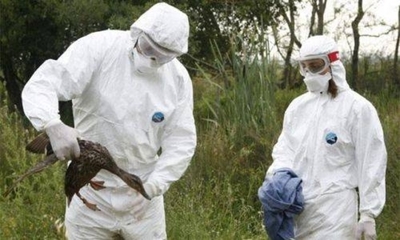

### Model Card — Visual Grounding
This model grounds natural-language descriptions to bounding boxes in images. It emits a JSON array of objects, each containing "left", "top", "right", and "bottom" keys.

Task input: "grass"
[
  {"left": 365, "top": 91, "right": 400, "bottom": 238},
  {"left": 0, "top": 82, "right": 66, "bottom": 239}
]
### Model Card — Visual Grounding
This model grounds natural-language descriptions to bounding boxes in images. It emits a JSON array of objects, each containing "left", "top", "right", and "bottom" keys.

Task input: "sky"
[
  {"left": 328, "top": 0, "right": 400, "bottom": 56},
  {"left": 274, "top": 0, "right": 400, "bottom": 58},
  {"left": 333, "top": 0, "right": 399, "bottom": 56},
  {"left": 374, "top": 0, "right": 399, "bottom": 23}
]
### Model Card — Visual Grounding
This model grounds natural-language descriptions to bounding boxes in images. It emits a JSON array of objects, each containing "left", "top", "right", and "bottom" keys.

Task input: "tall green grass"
[
  {"left": 0, "top": 82, "right": 66, "bottom": 239},
  {"left": 363, "top": 91, "right": 400, "bottom": 239}
]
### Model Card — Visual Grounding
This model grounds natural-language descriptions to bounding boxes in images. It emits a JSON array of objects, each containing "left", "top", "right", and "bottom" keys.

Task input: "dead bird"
[{"left": 3, "top": 133, "right": 150, "bottom": 211}]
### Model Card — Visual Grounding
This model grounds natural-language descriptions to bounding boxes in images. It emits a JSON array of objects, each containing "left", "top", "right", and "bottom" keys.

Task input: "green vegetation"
[
  {"left": 0, "top": 82, "right": 66, "bottom": 239},
  {"left": 1, "top": 37, "right": 399, "bottom": 240}
]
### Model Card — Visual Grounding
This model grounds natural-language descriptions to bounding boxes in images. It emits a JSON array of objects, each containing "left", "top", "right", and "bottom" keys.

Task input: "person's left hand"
[
  {"left": 355, "top": 215, "right": 376, "bottom": 240},
  {"left": 130, "top": 192, "right": 150, "bottom": 220},
  {"left": 143, "top": 182, "right": 159, "bottom": 199},
  {"left": 127, "top": 182, "right": 159, "bottom": 220}
]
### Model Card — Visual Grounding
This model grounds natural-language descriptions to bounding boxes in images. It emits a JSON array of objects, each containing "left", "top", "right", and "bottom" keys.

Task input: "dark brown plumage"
[{"left": 3, "top": 133, "right": 150, "bottom": 211}]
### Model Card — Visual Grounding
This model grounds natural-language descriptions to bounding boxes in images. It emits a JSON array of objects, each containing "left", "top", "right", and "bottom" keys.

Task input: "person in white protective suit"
[
  {"left": 264, "top": 35, "right": 387, "bottom": 239},
  {"left": 21, "top": 2, "right": 196, "bottom": 239}
]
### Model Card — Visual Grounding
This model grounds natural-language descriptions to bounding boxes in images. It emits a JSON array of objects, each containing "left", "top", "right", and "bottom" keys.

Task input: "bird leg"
[
  {"left": 89, "top": 180, "right": 106, "bottom": 190},
  {"left": 76, "top": 191, "right": 100, "bottom": 211}
]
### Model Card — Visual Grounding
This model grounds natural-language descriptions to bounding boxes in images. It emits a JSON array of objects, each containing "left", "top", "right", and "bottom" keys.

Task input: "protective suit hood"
[
  {"left": 130, "top": 2, "right": 189, "bottom": 55},
  {"left": 299, "top": 35, "right": 350, "bottom": 92}
]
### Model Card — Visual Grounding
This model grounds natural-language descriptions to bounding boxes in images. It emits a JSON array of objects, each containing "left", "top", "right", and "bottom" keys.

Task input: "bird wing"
[
  {"left": 3, "top": 154, "right": 59, "bottom": 197},
  {"left": 26, "top": 132, "right": 50, "bottom": 154}
]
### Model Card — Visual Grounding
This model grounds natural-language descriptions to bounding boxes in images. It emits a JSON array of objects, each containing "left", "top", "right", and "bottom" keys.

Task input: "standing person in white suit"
[
  {"left": 21, "top": 2, "right": 196, "bottom": 239},
  {"left": 263, "top": 35, "right": 386, "bottom": 240}
]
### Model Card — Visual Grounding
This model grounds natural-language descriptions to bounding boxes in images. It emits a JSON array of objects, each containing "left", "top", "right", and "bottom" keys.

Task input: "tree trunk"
[
  {"left": 1, "top": 56, "right": 23, "bottom": 113},
  {"left": 278, "top": 0, "right": 302, "bottom": 88},
  {"left": 286, "top": 0, "right": 300, "bottom": 88},
  {"left": 309, "top": 0, "right": 328, "bottom": 35},
  {"left": 316, "top": 0, "right": 328, "bottom": 34},
  {"left": 351, "top": 0, "right": 364, "bottom": 90},
  {"left": 309, "top": 0, "right": 317, "bottom": 36},
  {"left": 394, "top": 6, "right": 400, "bottom": 88}
]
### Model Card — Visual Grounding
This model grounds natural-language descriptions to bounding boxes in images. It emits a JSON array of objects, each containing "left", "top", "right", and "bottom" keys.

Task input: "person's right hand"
[{"left": 44, "top": 119, "right": 80, "bottom": 160}]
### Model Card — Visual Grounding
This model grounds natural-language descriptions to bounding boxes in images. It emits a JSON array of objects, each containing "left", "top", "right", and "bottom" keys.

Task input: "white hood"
[
  {"left": 299, "top": 35, "right": 350, "bottom": 92},
  {"left": 130, "top": 2, "right": 189, "bottom": 55}
]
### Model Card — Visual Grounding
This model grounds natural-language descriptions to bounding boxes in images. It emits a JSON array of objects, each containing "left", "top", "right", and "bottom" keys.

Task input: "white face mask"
[
  {"left": 303, "top": 72, "right": 332, "bottom": 92},
  {"left": 132, "top": 48, "right": 161, "bottom": 74}
]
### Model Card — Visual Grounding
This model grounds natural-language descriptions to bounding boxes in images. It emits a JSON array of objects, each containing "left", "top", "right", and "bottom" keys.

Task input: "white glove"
[
  {"left": 111, "top": 188, "right": 150, "bottom": 220},
  {"left": 44, "top": 119, "right": 80, "bottom": 160},
  {"left": 356, "top": 214, "right": 376, "bottom": 240},
  {"left": 130, "top": 183, "right": 161, "bottom": 220},
  {"left": 130, "top": 192, "right": 149, "bottom": 220},
  {"left": 143, "top": 181, "right": 161, "bottom": 199}
]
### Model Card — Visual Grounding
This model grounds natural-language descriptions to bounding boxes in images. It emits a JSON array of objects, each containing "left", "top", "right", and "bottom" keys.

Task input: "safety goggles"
[
  {"left": 298, "top": 51, "right": 339, "bottom": 75},
  {"left": 136, "top": 34, "right": 178, "bottom": 65}
]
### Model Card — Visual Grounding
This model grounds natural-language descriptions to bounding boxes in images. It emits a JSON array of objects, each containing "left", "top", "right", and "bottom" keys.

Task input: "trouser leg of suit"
[
  {"left": 294, "top": 189, "right": 358, "bottom": 240},
  {"left": 65, "top": 185, "right": 166, "bottom": 240}
]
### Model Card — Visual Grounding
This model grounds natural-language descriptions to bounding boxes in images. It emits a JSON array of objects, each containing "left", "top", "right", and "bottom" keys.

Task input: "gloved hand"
[
  {"left": 143, "top": 181, "right": 160, "bottom": 199},
  {"left": 111, "top": 188, "right": 151, "bottom": 220},
  {"left": 355, "top": 214, "right": 376, "bottom": 240},
  {"left": 44, "top": 119, "right": 80, "bottom": 160},
  {"left": 130, "top": 192, "right": 150, "bottom": 220},
  {"left": 130, "top": 182, "right": 161, "bottom": 220}
]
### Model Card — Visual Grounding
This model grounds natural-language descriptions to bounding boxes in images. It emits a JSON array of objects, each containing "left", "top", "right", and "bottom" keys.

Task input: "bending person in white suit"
[{"left": 21, "top": 3, "right": 196, "bottom": 239}]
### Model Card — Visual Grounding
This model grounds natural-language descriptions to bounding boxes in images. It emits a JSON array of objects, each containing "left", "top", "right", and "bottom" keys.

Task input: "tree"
[
  {"left": 0, "top": 0, "right": 146, "bottom": 113},
  {"left": 1, "top": 1, "right": 63, "bottom": 112},
  {"left": 272, "top": 0, "right": 302, "bottom": 88},
  {"left": 350, "top": 0, "right": 365, "bottom": 90},
  {"left": 169, "top": 0, "right": 291, "bottom": 72},
  {"left": 309, "top": 0, "right": 328, "bottom": 35}
]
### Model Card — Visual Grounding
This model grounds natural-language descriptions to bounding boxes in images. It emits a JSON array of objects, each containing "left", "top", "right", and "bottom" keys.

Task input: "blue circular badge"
[
  {"left": 152, "top": 112, "right": 164, "bottom": 123},
  {"left": 325, "top": 132, "right": 338, "bottom": 145}
]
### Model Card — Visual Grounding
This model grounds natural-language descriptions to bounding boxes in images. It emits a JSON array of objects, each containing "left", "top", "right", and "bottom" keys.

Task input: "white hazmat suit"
[
  {"left": 266, "top": 36, "right": 386, "bottom": 239},
  {"left": 21, "top": 3, "right": 196, "bottom": 239}
]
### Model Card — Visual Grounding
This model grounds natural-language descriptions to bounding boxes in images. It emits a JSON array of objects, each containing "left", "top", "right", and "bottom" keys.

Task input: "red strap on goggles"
[{"left": 328, "top": 51, "right": 339, "bottom": 63}]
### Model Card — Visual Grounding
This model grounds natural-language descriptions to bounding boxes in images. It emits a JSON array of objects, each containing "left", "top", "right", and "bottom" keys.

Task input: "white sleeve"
[
  {"left": 354, "top": 101, "right": 387, "bottom": 218},
  {"left": 267, "top": 105, "right": 295, "bottom": 177},
  {"left": 21, "top": 33, "right": 102, "bottom": 131},
  {"left": 144, "top": 70, "right": 197, "bottom": 197}
]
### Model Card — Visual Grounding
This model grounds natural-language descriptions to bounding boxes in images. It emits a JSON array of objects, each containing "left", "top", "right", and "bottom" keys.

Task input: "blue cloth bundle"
[{"left": 258, "top": 168, "right": 304, "bottom": 240}]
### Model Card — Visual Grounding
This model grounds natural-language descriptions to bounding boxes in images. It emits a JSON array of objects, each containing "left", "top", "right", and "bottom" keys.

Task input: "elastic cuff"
[
  {"left": 360, "top": 213, "right": 375, "bottom": 223},
  {"left": 44, "top": 118, "right": 62, "bottom": 129}
]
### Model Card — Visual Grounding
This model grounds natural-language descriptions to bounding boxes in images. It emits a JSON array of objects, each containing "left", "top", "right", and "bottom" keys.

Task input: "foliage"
[
  {"left": 170, "top": 0, "right": 300, "bottom": 73},
  {"left": 350, "top": 55, "right": 400, "bottom": 96},
  {"left": 196, "top": 30, "right": 284, "bottom": 168},
  {"left": 363, "top": 90, "right": 400, "bottom": 237},
  {"left": 0, "top": 0, "right": 61, "bottom": 111},
  {"left": 0, "top": 0, "right": 149, "bottom": 112},
  {"left": 0, "top": 0, "right": 296, "bottom": 111},
  {"left": 0, "top": 82, "right": 66, "bottom": 239}
]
